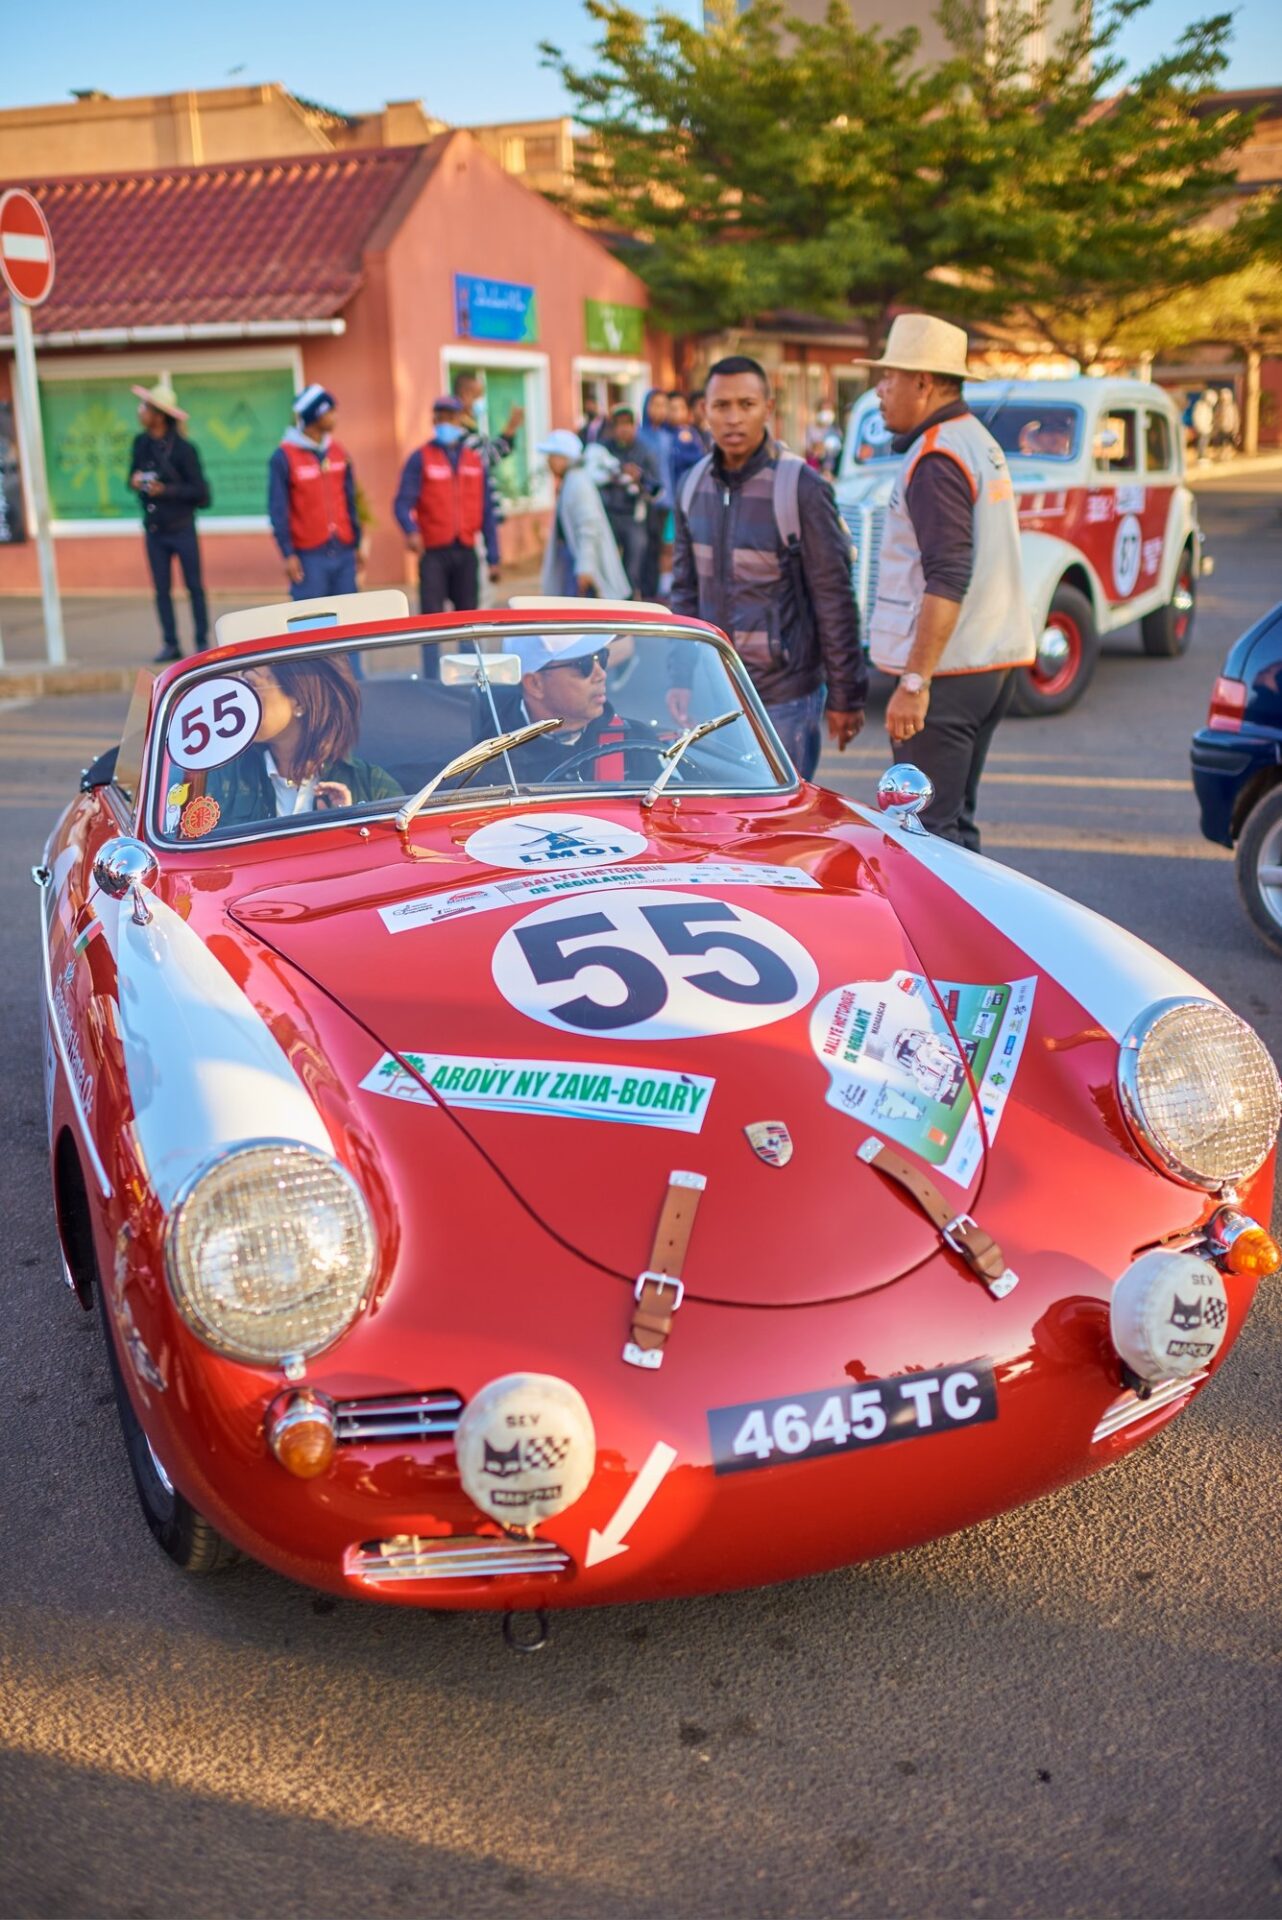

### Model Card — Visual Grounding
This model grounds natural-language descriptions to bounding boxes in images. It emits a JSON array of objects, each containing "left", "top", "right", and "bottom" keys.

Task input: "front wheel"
[
  {"left": 1009, "top": 583, "right": 1100, "bottom": 717},
  {"left": 1141, "top": 542, "right": 1197, "bottom": 657},
  {"left": 1234, "top": 784, "right": 1282, "bottom": 959},
  {"left": 100, "top": 1291, "right": 239, "bottom": 1575}
]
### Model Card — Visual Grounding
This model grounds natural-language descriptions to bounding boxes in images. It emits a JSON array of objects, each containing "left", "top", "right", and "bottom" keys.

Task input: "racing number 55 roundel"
[{"left": 492, "top": 888, "right": 819, "bottom": 1041}]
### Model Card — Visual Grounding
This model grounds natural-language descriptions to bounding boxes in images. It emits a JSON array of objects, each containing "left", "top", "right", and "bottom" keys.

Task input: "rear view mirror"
[{"left": 439, "top": 652, "right": 523, "bottom": 687}]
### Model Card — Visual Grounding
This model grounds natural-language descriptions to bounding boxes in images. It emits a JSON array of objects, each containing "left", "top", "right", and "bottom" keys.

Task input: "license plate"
[{"left": 707, "top": 1361, "right": 998, "bottom": 1475}]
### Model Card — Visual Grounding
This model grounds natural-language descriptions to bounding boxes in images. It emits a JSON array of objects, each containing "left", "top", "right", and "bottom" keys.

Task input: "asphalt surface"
[{"left": 3, "top": 479, "right": 1281, "bottom": 1920}]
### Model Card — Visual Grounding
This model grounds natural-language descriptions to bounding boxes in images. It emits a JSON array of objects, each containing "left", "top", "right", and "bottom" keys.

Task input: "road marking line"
[{"left": 982, "top": 824, "right": 1230, "bottom": 859}]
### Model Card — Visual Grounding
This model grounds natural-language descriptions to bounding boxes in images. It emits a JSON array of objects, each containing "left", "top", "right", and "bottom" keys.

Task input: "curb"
[{"left": 0, "top": 664, "right": 139, "bottom": 700}]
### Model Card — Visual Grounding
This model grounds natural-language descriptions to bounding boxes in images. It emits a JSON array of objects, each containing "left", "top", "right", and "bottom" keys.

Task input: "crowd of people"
[{"left": 128, "top": 317, "right": 1036, "bottom": 847}]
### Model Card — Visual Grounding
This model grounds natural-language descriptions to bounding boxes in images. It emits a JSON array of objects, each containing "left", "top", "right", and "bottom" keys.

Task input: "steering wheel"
[{"left": 539, "top": 738, "right": 693, "bottom": 783}]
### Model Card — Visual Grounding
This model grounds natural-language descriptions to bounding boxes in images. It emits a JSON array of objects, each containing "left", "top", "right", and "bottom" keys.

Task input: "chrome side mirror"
[
  {"left": 876, "top": 764, "right": 934, "bottom": 836},
  {"left": 92, "top": 837, "right": 159, "bottom": 926},
  {"left": 438, "top": 651, "right": 523, "bottom": 687}
]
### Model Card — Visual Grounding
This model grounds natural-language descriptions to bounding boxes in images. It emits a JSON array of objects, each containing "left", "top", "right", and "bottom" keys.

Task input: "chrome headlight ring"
[
  {"left": 1118, "top": 997, "right": 1281, "bottom": 1192},
  {"left": 165, "top": 1138, "right": 377, "bottom": 1366}
]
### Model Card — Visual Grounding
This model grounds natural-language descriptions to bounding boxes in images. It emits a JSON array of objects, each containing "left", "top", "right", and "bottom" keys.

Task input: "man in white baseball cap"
[
  {"left": 494, "top": 630, "right": 650, "bottom": 784},
  {"left": 858, "top": 313, "right": 1035, "bottom": 850}
]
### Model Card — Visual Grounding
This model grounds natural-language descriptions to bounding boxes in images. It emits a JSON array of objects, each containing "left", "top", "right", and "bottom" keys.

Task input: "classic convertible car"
[{"left": 37, "top": 590, "right": 1280, "bottom": 1620}]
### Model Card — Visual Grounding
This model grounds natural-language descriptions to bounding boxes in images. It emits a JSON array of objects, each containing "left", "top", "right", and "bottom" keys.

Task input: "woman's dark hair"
[{"left": 271, "top": 654, "right": 361, "bottom": 776}]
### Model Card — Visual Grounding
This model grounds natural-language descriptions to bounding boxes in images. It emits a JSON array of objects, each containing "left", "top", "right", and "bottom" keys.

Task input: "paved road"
[{"left": 3, "top": 482, "right": 1281, "bottom": 1920}]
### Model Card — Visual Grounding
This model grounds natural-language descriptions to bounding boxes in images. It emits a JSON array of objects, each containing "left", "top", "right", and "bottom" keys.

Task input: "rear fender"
[{"left": 1019, "top": 531, "right": 1104, "bottom": 632}]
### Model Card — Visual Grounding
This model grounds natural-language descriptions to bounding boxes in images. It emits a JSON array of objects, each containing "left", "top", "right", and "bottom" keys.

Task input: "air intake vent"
[
  {"left": 334, "top": 1391, "right": 463, "bottom": 1443},
  {"left": 348, "top": 1534, "right": 572, "bottom": 1582},
  {"left": 1092, "top": 1371, "right": 1206, "bottom": 1444}
]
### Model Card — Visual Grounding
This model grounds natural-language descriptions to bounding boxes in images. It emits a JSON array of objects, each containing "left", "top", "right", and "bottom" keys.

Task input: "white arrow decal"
[{"left": 584, "top": 1441, "right": 678, "bottom": 1567}]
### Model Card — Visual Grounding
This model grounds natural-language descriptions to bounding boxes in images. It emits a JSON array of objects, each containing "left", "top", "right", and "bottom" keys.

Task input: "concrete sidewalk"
[{"left": 0, "top": 565, "right": 547, "bottom": 698}]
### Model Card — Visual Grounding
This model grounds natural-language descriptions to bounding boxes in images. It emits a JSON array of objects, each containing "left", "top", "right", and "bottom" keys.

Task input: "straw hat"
[
  {"left": 131, "top": 379, "right": 188, "bottom": 421},
  {"left": 856, "top": 314, "right": 973, "bottom": 380}
]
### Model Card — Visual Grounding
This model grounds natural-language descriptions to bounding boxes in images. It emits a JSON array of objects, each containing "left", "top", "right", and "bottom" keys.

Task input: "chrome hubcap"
[
  {"left": 1037, "top": 625, "right": 1072, "bottom": 674},
  {"left": 145, "top": 1435, "right": 175, "bottom": 1496},
  {"left": 1256, "top": 819, "right": 1282, "bottom": 929},
  {"left": 1174, "top": 582, "right": 1194, "bottom": 614}
]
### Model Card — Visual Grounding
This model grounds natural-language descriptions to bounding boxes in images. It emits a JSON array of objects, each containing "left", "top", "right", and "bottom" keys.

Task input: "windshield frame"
[{"left": 140, "top": 616, "right": 798, "bottom": 851}]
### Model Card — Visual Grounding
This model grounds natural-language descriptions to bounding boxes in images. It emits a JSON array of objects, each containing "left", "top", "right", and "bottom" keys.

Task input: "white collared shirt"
[{"left": 264, "top": 749, "right": 317, "bottom": 817}]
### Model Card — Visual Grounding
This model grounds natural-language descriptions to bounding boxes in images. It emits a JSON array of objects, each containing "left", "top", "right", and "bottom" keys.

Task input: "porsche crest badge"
[{"left": 744, "top": 1120, "right": 793, "bottom": 1167}]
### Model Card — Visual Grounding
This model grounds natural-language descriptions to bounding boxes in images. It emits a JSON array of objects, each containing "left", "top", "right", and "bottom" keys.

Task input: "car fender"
[
  {"left": 851, "top": 806, "right": 1216, "bottom": 1037},
  {"left": 93, "top": 889, "right": 333, "bottom": 1208},
  {"left": 1155, "top": 484, "right": 1200, "bottom": 600},
  {"left": 1019, "top": 529, "right": 1105, "bottom": 634}
]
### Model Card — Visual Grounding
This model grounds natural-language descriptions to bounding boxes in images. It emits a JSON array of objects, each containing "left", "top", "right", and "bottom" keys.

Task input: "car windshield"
[
  {"left": 147, "top": 623, "right": 789, "bottom": 843},
  {"left": 981, "top": 403, "right": 1083, "bottom": 462}
]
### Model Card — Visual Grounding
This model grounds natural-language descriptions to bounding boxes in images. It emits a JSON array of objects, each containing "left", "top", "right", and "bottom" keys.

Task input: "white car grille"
[
  {"left": 347, "top": 1535, "right": 572, "bottom": 1582},
  {"left": 334, "top": 1392, "right": 462, "bottom": 1443},
  {"left": 1091, "top": 1371, "right": 1207, "bottom": 1443}
]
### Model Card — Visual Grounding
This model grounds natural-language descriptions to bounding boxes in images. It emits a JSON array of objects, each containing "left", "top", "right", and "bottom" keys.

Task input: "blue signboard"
[{"left": 454, "top": 274, "right": 539, "bottom": 345}]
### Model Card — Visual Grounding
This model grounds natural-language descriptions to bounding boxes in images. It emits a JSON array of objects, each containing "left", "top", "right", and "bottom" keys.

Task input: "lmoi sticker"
[
  {"left": 165, "top": 675, "right": 261, "bottom": 772},
  {"left": 492, "top": 887, "right": 819, "bottom": 1041},
  {"left": 464, "top": 811, "right": 647, "bottom": 871}
]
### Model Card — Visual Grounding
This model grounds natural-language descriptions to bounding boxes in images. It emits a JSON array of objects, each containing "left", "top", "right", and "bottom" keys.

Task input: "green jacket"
[{"left": 208, "top": 749, "right": 400, "bottom": 827}]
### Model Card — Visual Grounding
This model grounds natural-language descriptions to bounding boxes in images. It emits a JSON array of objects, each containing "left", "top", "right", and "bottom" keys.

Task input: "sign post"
[{"left": 1, "top": 189, "right": 64, "bottom": 667}]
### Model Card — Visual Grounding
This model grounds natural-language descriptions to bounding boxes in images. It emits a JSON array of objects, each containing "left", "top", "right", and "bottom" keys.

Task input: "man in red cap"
[
  {"left": 127, "top": 379, "right": 211, "bottom": 663},
  {"left": 394, "top": 396, "right": 501, "bottom": 674}
]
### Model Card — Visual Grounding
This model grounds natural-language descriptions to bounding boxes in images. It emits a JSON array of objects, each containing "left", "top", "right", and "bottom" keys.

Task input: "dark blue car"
[{"left": 1192, "top": 599, "right": 1282, "bottom": 953}]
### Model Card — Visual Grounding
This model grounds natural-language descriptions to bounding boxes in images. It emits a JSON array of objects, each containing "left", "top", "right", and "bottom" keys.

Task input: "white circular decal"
[
  {"left": 1112, "top": 513, "right": 1142, "bottom": 597},
  {"left": 492, "top": 887, "right": 819, "bottom": 1041},
  {"left": 465, "top": 811, "right": 648, "bottom": 871},
  {"left": 165, "top": 675, "right": 261, "bottom": 772},
  {"left": 455, "top": 1372, "right": 596, "bottom": 1528}
]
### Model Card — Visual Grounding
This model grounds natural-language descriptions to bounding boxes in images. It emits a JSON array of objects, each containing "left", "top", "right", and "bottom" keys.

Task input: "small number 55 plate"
[{"left": 707, "top": 1361, "right": 998, "bottom": 1475}]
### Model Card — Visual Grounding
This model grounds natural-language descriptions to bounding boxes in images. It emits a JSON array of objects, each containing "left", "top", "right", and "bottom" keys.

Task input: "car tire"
[
  {"left": 99, "top": 1290, "right": 239, "bottom": 1575},
  {"left": 1235, "top": 783, "right": 1282, "bottom": 959},
  {"left": 1140, "top": 542, "right": 1197, "bottom": 657},
  {"left": 1010, "top": 583, "right": 1100, "bottom": 717}
]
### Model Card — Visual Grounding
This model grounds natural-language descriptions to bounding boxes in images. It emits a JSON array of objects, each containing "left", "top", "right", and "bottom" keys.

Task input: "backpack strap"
[
  {"left": 678, "top": 452, "right": 714, "bottom": 523},
  {"left": 772, "top": 448, "right": 805, "bottom": 549}
]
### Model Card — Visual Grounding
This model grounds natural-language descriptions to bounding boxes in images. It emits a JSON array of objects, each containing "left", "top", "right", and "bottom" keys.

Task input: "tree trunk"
[{"left": 1244, "top": 348, "right": 1261, "bottom": 457}]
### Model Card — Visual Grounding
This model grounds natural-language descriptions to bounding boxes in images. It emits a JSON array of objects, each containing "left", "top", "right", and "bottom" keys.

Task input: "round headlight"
[
  {"left": 166, "top": 1141, "right": 377, "bottom": 1364},
  {"left": 1118, "top": 998, "right": 1281, "bottom": 1190}
]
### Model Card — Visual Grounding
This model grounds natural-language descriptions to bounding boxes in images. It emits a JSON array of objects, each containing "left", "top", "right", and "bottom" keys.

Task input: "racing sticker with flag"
[{"left": 361, "top": 1051, "right": 715, "bottom": 1133}]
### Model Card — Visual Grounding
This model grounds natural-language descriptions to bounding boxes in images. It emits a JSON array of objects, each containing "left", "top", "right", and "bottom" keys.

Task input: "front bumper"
[{"left": 1190, "top": 727, "right": 1279, "bottom": 847}]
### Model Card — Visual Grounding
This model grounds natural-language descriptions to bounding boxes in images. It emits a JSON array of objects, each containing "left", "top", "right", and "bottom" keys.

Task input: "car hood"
[{"left": 228, "top": 803, "right": 1006, "bottom": 1307}]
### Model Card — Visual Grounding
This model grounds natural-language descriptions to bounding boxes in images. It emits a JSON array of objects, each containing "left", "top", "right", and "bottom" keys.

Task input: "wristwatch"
[{"left": 899, "top": 672, "right": 930, "bottom": 695}]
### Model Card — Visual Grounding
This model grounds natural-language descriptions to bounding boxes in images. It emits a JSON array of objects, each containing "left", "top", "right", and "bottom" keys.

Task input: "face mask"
[{"left": 434, "top": 422, "right": 465, "bottom": 446}]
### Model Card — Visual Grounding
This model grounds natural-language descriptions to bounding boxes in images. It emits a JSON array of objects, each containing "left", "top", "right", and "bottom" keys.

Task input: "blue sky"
[{"left": 2, "top": 1, "right": 1277, "bottom": 126}]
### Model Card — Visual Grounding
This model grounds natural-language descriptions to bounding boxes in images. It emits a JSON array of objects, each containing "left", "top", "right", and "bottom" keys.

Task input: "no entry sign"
[{"left": 0, "top": 189, "right": 55, "bottom": 307}]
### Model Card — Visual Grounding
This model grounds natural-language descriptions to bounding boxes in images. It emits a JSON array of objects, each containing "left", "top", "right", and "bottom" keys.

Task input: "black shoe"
[{"left": 153, "top": 647, "right": 181, "bottom": 664}]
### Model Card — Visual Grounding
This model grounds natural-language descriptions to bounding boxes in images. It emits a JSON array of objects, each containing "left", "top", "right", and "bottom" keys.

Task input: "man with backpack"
[{"left": 669, "top": 355, "right": 864, "bottom": 778}]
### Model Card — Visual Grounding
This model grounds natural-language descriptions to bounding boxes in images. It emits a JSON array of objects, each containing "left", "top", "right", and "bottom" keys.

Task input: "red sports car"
[{"left": 37, "top": 590, "right": 1281, "bottom": 1622}]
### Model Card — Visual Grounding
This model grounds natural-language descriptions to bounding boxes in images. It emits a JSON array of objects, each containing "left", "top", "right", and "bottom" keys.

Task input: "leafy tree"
[
  {"left": 1113, "top": 261, "right": 1282, "bottom": 451},
  {"left": 543, "top": 0, "right": 1258, "bottom": 356}
]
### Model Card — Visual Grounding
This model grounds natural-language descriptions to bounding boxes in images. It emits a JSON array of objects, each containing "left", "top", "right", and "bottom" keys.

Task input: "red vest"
[
  {"left": 415, "top": 442, "right": 486, "bottom": 547},
  {"left": 282, "top": 438, "right": 355, "bottom": 552}
]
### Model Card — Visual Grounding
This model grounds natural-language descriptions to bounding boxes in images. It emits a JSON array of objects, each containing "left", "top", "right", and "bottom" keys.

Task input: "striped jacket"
[{"left": 670, "top": 437, "right": 865, "bottom": 711}]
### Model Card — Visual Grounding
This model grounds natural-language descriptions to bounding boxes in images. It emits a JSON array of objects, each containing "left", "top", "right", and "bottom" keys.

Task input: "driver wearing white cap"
[{"left": 497, "top": 632, "right": 652, "bottom": 783}]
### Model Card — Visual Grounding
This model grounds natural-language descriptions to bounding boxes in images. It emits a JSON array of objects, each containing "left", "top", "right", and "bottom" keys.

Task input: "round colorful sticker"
[
  {"left": 492, "top": 887, "right": 819, "bottom": 1041},
  {"left": 465, "top": 811, "right": 648, "bottom": 872},
  {"left": 165, "top": 675, "right": 261, "bottom": 772},
  {"left": 1112, "top": 513, "right": 1142, "bottom": 597}
]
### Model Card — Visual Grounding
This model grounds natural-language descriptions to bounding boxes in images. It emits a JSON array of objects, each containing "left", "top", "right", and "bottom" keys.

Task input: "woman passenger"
[{"left": 209, "top": 654, "right": 399, "bottom": 825}]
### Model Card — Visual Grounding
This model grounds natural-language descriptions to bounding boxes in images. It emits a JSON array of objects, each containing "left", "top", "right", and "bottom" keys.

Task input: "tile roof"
[{"left": 1, "top": 142, "right": 444, "bottom": 336}]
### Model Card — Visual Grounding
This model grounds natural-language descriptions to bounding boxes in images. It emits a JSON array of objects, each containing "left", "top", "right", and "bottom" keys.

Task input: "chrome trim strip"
[
  {"left": 1092, "top": 1371, "right": 1207, "bottom": 1443},
  {"left": 36, "top": 887, "right": 111, "bottom": 1200},
  {"left": 335, "top": 1393, "right": 463, "bottom": 1443},
  {"left": 349, "top": 1536, "right": 571, "bottom": 1582}
]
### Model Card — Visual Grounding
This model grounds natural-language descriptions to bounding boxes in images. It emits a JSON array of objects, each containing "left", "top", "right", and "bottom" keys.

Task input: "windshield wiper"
[
  {"left": 395, "top": 718, "right": 563, "bottom": 833},
  {"left": 641, "top": 709, "right": 740, "bottom": 809}
]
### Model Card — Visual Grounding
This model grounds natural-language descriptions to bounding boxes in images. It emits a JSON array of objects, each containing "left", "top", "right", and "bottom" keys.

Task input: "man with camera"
[{"left": 127, "top": 379, "right": 211, "bottom": 664}]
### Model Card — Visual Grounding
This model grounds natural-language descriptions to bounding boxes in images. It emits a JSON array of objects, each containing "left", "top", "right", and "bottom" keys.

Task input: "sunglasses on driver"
[{"left": 539, "top": 647, "right": 610, "bottom": 679}]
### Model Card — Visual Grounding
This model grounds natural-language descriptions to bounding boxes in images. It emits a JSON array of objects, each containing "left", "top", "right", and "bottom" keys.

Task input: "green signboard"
[
  {"left": 585, "top": 299, "right": 646, "bottom": 358},
  {"left": 39, "top": 366, "right": 296, "bottom": 521}
]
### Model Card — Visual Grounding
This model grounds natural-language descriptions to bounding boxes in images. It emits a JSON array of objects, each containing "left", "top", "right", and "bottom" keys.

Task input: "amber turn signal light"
[
  {"left": 267, "top": 1391, "right": 337, "bottom": 1479},
  {"left": 1223, "top": 1225, "right": 1281, "bottom": 1279}
]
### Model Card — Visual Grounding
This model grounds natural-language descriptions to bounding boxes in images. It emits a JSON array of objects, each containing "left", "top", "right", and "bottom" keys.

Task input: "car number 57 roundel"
[{"left": 491, "top": 888, "right": 820, "bottom": 1041}]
